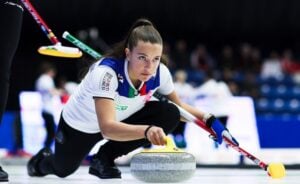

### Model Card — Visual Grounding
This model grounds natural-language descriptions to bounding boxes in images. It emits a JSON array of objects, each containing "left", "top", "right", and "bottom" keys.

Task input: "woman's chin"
[{"left": 140, "top": 76, "right": 151, "bottom": 82}]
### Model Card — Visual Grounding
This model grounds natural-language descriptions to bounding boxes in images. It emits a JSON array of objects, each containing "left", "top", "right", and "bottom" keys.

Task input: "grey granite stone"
[{"left": 130, "top": 152, "right": 196, "bottom": 183}]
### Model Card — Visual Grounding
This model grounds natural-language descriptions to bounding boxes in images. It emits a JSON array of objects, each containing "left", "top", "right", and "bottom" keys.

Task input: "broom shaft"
[{"left": 20, "top": 0, "right": 60, "bottom": 44}]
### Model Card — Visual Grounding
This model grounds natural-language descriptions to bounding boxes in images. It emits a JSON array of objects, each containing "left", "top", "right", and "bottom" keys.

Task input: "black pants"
[
  {"left": 39, "top": 101, "right": 180, "bottom": 177},
  {"left": 0, "top": 0, "right": 23, "bottom": 122},
  {"left": 42, "top": 111, "right": 56, "bottom": 148}
]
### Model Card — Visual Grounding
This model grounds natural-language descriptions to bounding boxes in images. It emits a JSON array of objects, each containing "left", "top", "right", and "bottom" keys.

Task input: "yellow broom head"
[{"left": 38, "top": 44, "right": 82, "bottom": 58}]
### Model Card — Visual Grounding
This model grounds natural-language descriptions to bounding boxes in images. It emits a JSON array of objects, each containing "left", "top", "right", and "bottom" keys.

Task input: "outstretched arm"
[{"left": 166, "top": 91, "right": 238, "bottom": 145}]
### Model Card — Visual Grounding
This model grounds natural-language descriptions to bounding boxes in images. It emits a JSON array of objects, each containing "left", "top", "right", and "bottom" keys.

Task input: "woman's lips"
[{"left": 141, "top": 73, "right": 151, "bottom": 77}]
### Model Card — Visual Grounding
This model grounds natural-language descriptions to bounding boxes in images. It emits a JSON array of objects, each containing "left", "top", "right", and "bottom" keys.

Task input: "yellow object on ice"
[
  {"left": 38, "top": 44, "right": 82, "bottom": 58},
  {"left": 267, "top": 163, "right": 286, "bottom": 179},
  {"left": 142, "top": 136, "right": 184, "bottom": 153}
]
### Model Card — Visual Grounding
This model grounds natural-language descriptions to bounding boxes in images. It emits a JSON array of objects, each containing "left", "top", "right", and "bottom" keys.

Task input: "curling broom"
[
  {"left": 20, "top": 0, "right": 82, "bottom": 58},
  {"left": 153, "top": 93, "right": 286, "bottom": 179}
]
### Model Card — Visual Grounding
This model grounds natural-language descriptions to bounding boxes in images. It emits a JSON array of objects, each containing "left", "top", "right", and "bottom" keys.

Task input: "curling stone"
[
  {"left": 130, "top": 137, "right": 196, "bottom": 183},
  {"left": 267, "top": 162, "right": 286, "bottom": 179}
]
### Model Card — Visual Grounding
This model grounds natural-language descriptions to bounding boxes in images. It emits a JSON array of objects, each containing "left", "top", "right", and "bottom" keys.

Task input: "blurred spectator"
[
  {"left": 218, "top": 45, "right": 235, "bottom": 71},
  {"left": 250, "top": 47, "right": 262, "bottom": 74},
  {"left": 193, "top": 71, "right": 232, "bottom": 147},
  {"left": 195, "top": 71, "right": 233, "bottom": 100},
  {"left": 281, "top": 49, "right": 299, "bottom": 74},
  {"left": 190, "top": 44, "right": 215, "bottom": 72},
  {"left": 217, "top": 45, "right": 238, "bottom": 89},
  {"left": 281, "top": 49, "right": 300, "bottom": 84},
  {"left": 236, "top": 42, "right": 253, "bottom": 72},
  {"left": 173, "top": 70, "right": 195, "bottom": 102},
  {"left": 76, "top": 27, "right": 111, "bottom": 54},
  {"left": 162, "top": 41, "right": 174, "bottom": 70},
  {"left": 237, "top": 43, "right": 262, "bottom": 73},
  {"left": 35, "top": 62, "right": 63, "bottom": 148},
  {"left": 240, "top": 72, "right": 259, "bottom": 99},
  {"left": 170, "top": 39, "right": 191, "bottom": 70},
  {"left": 88, "top": 27, "right": 111, "bottom": 53},
  {"left": 234, "top": 43, "right": 261, "bottom": 99},
  {"left": 172, "top": 70, "right": 195, "bottom": 148},
  {"left": 57, "top": 76, "right": 79, "bottom": 104},
  {"left": 227, "top": 80, "right": 240, "bottom": 96},
  {"left": 261, "top": 51, "right": 283, "bottom": 80}
]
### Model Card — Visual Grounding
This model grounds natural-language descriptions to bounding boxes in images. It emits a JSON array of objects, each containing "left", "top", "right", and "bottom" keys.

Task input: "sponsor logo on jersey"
[
  {"left": 115, "top": 104, "right": 128, "bottom": 111},
  {"left": 101, "top": 72, "right": 113, "bottom": 91},
  {"left": 117, "top": 74, "right": 124, "bottom": 83}
]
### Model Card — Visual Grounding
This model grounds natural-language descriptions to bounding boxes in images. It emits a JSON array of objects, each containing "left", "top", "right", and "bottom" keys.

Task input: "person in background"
[
  {"left": 0, "top": 0, "right": 23, "bottom": 182},
  {"left": 261, "top": 51, "right": 283, "bottom": 80},
  {"left": 170, "top": 39, "right": 191, "bottom": 70},
  {"left": 190, "top": 44, "right": 215, "bottom": 73},
  {"left": 172, "top": 70, "right": 194, "bottom": 148},
  {"left": 35, "top": 62, "right": 63, "bottom": 149},
  {"left": 194, "top": 71, "right": 233, "bottom": 148},
  {"left": 57, "top": 76, "right": 79, "bottom": 104}
]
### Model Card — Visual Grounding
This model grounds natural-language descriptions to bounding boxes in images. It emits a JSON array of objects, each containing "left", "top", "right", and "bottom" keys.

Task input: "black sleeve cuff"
[
  {"left": 93, "top": 96, "right": 114, "bottom": 100},
  {"left": 206, "top": 115, "right": 216, "bottom": 128}
]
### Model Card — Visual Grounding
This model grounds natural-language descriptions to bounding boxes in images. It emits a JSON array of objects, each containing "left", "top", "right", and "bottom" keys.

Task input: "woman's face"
[{"left": 126, "top": 40, "right": 162, "bottom": 83}]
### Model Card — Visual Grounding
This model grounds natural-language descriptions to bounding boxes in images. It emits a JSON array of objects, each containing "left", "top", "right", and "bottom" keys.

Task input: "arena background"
[
  {"left": 1, "top": 0, "right": 300, "bottom": 167},
  {"left": 6, "top": 0, "right": 300, "bottom": 109}
]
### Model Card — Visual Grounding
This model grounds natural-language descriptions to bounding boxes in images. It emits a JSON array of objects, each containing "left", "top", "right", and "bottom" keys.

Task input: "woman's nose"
[{"left": 145, "top": 59, "right": 155, "bottom": 69}]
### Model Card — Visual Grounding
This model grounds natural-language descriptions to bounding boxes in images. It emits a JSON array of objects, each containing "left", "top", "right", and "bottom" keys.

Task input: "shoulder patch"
[{"left": 100, "top": 72, "right": 113, "bottom": 91}]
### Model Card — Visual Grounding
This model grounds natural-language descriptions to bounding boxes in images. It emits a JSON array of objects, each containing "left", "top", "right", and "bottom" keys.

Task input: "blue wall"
[
  {"left": 1, "top": 111, "right": 300, "bottom": 150},
  {"left": 256, "top": 115, "right": 300, "bottom": 148},
  {"left": 0, "top": 112, "right": 17, "bottom": 150}
]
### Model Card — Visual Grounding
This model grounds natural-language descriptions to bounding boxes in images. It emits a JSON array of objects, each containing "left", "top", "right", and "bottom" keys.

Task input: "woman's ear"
[{"left": 125, "top": 48, "right": 130, "bottom": 60}]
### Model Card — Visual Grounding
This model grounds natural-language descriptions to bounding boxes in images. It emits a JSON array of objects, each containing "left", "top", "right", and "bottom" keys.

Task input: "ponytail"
[{"left": 105, "top": 18, "right": 168, "bottom": 65}]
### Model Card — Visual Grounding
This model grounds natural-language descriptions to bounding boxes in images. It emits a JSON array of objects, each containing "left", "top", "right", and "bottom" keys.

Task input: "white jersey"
[
  {"left": 63, "top": 58, "right": 174, "bottom": 133},
  {"left": 35, "top": 74, "right": 56, "bottom": 114}
]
